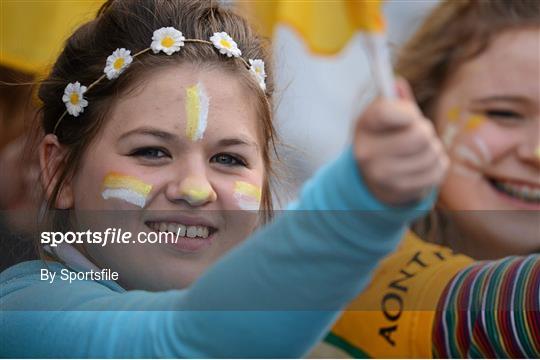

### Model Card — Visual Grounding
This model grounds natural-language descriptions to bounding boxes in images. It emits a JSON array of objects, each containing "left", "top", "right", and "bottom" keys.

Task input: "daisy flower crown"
[{"left": 54, "top": 28, "right": 267, "bottom": 134}]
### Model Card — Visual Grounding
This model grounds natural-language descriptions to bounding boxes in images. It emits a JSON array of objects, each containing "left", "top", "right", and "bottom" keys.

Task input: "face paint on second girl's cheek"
[
  {"left": 442, "top": 106, "right": 461, "bottom": 147},
  {"left": 101, "top": 172, "right": 153, "bottom": 208},
  {"left": 442, "top": 108, "right": 491, "bottom": 179}
]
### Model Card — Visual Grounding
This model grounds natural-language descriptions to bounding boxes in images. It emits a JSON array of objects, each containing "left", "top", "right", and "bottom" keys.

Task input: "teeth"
[
  {"left": 177, "top": 224, "right": 186, "bottom": 237},
  {"left": 186, "top": 226, "right": 197, "bottom": 238},
  {"left": 167, "top": 223, "right": 177, "bottom": 233},
  {"left": 147, "top": 222, "right": 211, "bottom": 238},
  {"left": 494, "top": 181, "right": 540, "bottom": 203}
]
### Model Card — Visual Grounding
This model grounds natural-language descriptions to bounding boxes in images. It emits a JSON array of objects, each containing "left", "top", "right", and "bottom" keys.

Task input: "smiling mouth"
[
  {"left": 488, "top": 178, "right": 540, "bottom": 204},
  {"left": 145, "top": 221, "right": 217, "bottom": 239}
]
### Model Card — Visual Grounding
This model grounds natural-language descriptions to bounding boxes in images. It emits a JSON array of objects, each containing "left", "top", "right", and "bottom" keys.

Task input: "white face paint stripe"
[
  {"left": 102, "top": 188, "right": 147, "bottom": 208},
  {"left": 234, "top": 195, "right": 261, "bottom": 211},
  {"left": 455, "top": 144, "right": 482, "bottom": 166},
  {"left": 101, "top": 173, "right": 152, "bottom": 208},
  {"left": 473, "top": 136, "right": 492, "bottom": 163},
  {"left": 233, "top": 181, "right": 262, "bottom": 211},
  {"left": 442, "top": 124, "right": 459, "bottom": 148}
]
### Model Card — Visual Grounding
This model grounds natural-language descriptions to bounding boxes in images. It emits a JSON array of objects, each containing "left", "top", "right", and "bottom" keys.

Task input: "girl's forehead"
[
  {"left": 106, "top": 66, "right": 260, "bottom": 142},
  {"left": 134, "top": 66, "right": 252, "bottom": 104},
  {"left": 445, "top": 29, "right": 539, "bottom": 102}
]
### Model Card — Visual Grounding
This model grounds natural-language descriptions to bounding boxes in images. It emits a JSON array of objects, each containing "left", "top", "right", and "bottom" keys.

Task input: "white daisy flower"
[
  {"left": 249, "top": 59, "right": 267, "bottom": 91},
  {"left": 104, "top": 48, "right": 133, "bottom": 80},
  {"left": 62, "top": 82, "right": 88, "bottom": 117},
  {"left": 151, "top": 27, "right": 185, "bottom": 55},
  {"left": 210, "top": 32, "right": 242, "bottom": 58}
]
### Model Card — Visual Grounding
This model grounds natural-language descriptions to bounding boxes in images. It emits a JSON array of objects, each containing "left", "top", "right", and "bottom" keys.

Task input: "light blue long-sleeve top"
[{"left": 0, "top": 148, "right": 432, "bottom": 358}]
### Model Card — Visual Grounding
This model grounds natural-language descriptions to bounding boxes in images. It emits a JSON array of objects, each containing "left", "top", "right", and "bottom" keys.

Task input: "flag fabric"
[
  {"left": 237, "top": 1, "right": 438, "bottom": 201},
  {"left": 238, "top": 0, "right": 385, "bottom": 56},
  {"left": 0, "top": 0, "right": 104, "bottom": 74}
]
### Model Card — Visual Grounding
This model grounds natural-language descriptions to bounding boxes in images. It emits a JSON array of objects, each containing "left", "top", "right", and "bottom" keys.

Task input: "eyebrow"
[
  {"left": 118, "top": 127, "right": 259, "bottom": 150},
  {"left": 217, "top": 137, "right": 259, "bottom": 151},
  {"left": 472, "top": 95, "right": 530, "bottom": 105},
  {"left": 218, "top": 137, "right": 256, "bottom": 147},
  {"left": 118, "top": 127, "right": 179, "bottom": 142}
]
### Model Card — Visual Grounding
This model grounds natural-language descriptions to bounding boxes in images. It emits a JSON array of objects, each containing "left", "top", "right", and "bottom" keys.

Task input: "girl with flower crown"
[{"left": 0, "top": 0, "right": 448, "bottom": 357}]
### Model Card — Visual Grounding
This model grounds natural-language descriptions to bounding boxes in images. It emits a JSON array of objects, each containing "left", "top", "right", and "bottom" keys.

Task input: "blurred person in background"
[
  {"left": 0, "top": 0, "right": 104, "bottom": 270},
  {"left": 310, "top": 1, "right": 539, "bottom": 357}
]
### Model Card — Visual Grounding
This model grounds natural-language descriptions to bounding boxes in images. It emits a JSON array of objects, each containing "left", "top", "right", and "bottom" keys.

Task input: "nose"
[{"left": 167, "top": 175, "right": 217, "bottom": 207}]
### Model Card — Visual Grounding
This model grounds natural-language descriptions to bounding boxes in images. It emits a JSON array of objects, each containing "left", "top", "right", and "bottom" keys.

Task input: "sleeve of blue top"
[{"left": 1, "top": 147, "right": 434, "bottom": 358}]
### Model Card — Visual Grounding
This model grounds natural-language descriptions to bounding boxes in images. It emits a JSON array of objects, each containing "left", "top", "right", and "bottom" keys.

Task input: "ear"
[{"left": 39, "top": 134, "right": 74, "bottom": 209}]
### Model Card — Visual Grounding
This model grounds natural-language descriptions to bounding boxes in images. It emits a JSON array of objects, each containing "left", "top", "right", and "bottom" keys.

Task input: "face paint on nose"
[
  {"left": 185, "top": 82, "right": 209, "bottom": 142},
  {"left": 178, "top": 177, "right": 216, "bottom": 205},
  {"left": 233, "top": 181, "right": 262, "bottom": 211},
  {"left": 442, "top": 106, "right": 461, "bottom": 147},
  {"left": 101, "top": 173, "right": 153, "bottom": 208}
]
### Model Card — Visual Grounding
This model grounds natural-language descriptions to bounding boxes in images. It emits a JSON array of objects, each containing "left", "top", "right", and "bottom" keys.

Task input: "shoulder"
[
  {"left": 1, "top": 260, "right": 62, "bottom": 294},
  {"left": 317, "top": 232, "right": 475, "bottom": 358}
]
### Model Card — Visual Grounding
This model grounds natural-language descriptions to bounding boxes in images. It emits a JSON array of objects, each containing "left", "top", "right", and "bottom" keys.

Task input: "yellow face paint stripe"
[
  {"left": 185, "top": 82, "right": 209, "bottom": 141},
  {"left": 447, "top": 107, "right": 460, "bottom": 123},
  {"left": 102, "top": 173, "right": 152, "bottom": 196},
  {"left": 184, "top": 187, "right": 212, "bottom": 202},
  {"left": 234, "top": 181, "right": 262, "bottom": 201},
  {"left": 465, "top": 115, "right": 485, "bottom": 131},
  {"left": 234, "top": 181, "right": 262, "bottom": 210},
  {"left": 101, "top": 173, "right": 153, "bottom": 208}
]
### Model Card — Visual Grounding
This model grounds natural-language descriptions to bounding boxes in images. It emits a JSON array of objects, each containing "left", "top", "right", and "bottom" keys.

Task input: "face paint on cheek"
[
  {"left": 535, "top": 146, "right": 540, "bottom": 159},
  {"left": 455, "top": 144, "right": 482, "bottom": 166},
  {"left": 101, "top": 173, "right": 153, "bottom": 208},
  {"left": 473, "top": 136, "right": 492, "bottom": 163},
  {"left": 185, "top": 82, "right": 209, "bottom": 142},
  {"left": 233, "top": 181, "right": 262, "bottom": 211},
  {"left": 442, "top": 107, "right": 461, "bottom": 148},
  {"left": 464, "top": 114, "right": 486, "bottom": 132}
]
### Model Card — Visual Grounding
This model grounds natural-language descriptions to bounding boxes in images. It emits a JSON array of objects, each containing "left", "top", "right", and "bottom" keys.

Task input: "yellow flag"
[
  {"left": 0, "top": 0, "right": 104, "bottom": 74},
  {"left": 238, "top": 0, "right": 384, "bottom": 55}
]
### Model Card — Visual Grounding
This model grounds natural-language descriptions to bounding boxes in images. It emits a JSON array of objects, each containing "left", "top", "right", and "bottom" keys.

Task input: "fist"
[{"left": 353, "top": 79, "right": 449, "bottom": 206}]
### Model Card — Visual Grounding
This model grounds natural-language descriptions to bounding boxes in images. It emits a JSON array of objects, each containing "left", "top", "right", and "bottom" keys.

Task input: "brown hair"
[
  {"left": 397, "top": 0, "right": 540, "bottom": 244},
  {"left": 396, "top": 0, "right": 539, "bottom": 119},
  {"left": 37, "top": 0, "right": 277, "bottom": 227}
]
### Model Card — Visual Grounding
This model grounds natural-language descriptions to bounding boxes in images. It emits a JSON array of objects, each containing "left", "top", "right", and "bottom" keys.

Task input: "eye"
[
  {"left": 210, "top": 153, "right": 247, "bottom": 167},
  {"left": 130, "top": 147, "right": 170, "bottom": 159},
  {"left": 485, "top": 109, "right": 524, "bottom": 122}
]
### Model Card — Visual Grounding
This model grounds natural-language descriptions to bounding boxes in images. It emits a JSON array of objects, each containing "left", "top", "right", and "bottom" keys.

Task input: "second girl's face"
[
  {"left": 70, "top": 65, "right": 265, "bottom": 290},
  {"left": 435, "top": 29, "right": 540, "bottom": 258}
]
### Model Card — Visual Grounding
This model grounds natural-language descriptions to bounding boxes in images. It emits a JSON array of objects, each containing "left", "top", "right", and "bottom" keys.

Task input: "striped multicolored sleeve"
[{"left": 432, "top": 254, "right": 540, "bottom": 358}]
